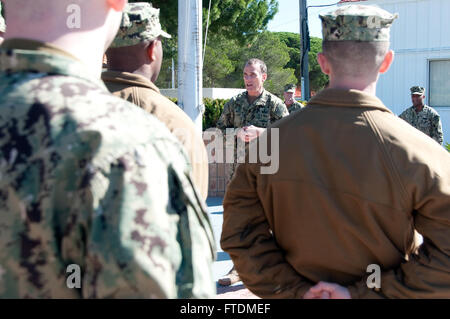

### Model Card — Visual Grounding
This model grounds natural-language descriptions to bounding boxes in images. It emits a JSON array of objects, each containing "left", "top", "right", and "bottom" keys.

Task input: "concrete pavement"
[{"left": 206, "top": 197, "right": 259, "bottom": 299}]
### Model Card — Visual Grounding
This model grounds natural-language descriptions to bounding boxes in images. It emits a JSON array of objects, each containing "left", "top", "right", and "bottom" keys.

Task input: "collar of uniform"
[
  {"left": 241, "top": 89, "right": 269, "bottom": 107},
  {"left": 308, "top": 88, "right": 393, "bottom": 113},
  {"left": 101, "top": 70, "right": 159, "bottom": 93},
  {"left": 410, "top": 105, "right": 429, "bottom": 113},
  {"left": 0, "top": 38, "right": 103, "bottom": 86}
]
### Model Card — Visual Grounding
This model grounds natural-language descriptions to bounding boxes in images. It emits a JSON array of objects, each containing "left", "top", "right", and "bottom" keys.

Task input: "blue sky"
[{"left": 267, "top": 0, "right": 340, "bottom": 38}]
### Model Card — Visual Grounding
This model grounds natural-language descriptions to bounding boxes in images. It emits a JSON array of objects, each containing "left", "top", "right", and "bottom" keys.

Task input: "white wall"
[
  {"left": 342, "top": 0, "right": 450, "bottom": 144},
  {"left": 160, "top": 88, "right": 245, "bottom": 100}
]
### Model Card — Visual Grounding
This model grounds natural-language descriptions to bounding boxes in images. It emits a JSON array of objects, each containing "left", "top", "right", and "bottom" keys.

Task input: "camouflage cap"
[
  {"left": 284, "top": 84, "right": 296, "bottom": 93},
  {"left": 110, "top": 2, "right": 171, "bottom": 48},
  {"left": 0, "top": 2, "right": 6, "bottom": 33},
  {"left": 320, "top": 5, "right": 398, "bottom": 42},
  {"left": 410, "top": 86, "right": 425, "bottom": 95}
]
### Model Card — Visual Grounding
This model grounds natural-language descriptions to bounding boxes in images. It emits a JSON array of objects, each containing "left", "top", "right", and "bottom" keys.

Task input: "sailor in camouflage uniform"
[
  {"left": 283, "top": 84, "right": 303, "bottom": 114},
  {"left": 216, "top": 58, "right": 288, "bottom": 286},
  {"left": 0, "top": 0, "right": 215, "bottom": 298},
  {"left": 216, "top": 58, "right": 289, "bottom": 184},
  {"left": 399, "top": 86, "right": 444, "bottom": 145}
]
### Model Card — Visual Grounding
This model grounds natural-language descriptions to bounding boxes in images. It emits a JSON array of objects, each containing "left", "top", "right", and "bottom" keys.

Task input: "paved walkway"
[{"left": 206, "top": 197, "right": 259, "bottom": 299}]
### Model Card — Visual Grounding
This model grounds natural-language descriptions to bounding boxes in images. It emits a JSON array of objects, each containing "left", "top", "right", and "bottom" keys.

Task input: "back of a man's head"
[
  {"left": 106, "top": 40, "right": 153, "bottom": 71},
  {"left": 319, "top": 5, "right": 398, "bottom": 80},
  {"left": 105, "top": 2, "right": 171, "bottom": 81},
  {"left": 2, "top": 0, "right": 124, "bottom": 50},
  {"left": 323, "top": 41, "right": 390, "bottom": 78}
]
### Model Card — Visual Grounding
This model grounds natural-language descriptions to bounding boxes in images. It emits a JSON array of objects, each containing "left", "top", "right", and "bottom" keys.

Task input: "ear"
[
  {"left": 317, "top": 52, "right": 331, "bottom": 75},
  {"left": 379, "top": 50, "right": 394, "bottom": 74},
  {"left": 262, "top": 73, "right": 267, "bottom": 82},
  {"left": 146, "top": 41, "right": 157, "bottom": 62},
  {"left": 106, "top": 0, "right": 127, "bottom": 12}
]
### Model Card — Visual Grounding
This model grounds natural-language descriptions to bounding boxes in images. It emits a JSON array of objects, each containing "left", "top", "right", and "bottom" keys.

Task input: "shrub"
[
  {"left": 445, "top": 142, "right": 450, "bottom": 152},
  {"left": 202, "top": 98, "right": 228, "bottom": 130},
  {"left": 167, "top": 97, "right": 228, "bottom": 130}
]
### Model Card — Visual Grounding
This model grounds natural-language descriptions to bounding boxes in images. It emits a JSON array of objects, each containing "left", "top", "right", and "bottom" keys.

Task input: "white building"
[
  {"left": 339, "top": 0, "right": 450, "bottom": 144},
  {"left": 160, "top": 88, "right": 245, "bottom": 100}
]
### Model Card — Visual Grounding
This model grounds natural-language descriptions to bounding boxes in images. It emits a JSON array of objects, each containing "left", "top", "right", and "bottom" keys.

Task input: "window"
[{"left": 429, "top": 60, "right": 450, "bottom": 107}]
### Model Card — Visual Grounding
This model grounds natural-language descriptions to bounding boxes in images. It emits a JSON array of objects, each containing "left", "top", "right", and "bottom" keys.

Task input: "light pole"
[
  {"left": 299, "top": 0, "right": 310, "bottom": 101},
  {"left": 299, "top": 1, "right": 340, "bottom": 100},
  {"left": 178, "top": 0, "right": 203, "bottom": 132}
]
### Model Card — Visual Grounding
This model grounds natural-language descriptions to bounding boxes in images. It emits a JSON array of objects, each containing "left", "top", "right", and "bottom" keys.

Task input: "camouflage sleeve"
[
  {"left": 216, "top": 99, "right": 234, "bottom": 133},
  {"left": 270, "top": 99, "right": 289, "bottom": 124},
  {"left": 431, "top": 114, "right": 444, "bottom": 145},
  {"left": 79, "top": 139, "right": 215, "bottom": 299}
]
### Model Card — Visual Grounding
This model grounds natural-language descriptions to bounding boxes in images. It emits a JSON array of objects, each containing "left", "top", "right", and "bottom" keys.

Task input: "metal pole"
[
  {"left": 178, "top": 0, "right": 203, "bottom": 132},
  {"left": 299, "top": 0, "right": 310, "bottom": 101},
  {"left": 171, "top": 58, "right": 175, "bottom": 89}
]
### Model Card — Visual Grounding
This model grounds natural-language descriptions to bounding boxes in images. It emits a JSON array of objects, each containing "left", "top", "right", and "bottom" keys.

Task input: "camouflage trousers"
[{"left": 225, "top": 137, "right": 247, "bottom": 186}]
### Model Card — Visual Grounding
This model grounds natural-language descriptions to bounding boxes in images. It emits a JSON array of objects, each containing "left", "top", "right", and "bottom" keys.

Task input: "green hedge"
[
  {"left": 446, "top": 143, "right": 450, "bottom": 152},
  {"left": 203, "top": 98, "right": 228, "bottom": 130},
  {"left": 168, "top": 97, "right": 228, "bottom": 130}
]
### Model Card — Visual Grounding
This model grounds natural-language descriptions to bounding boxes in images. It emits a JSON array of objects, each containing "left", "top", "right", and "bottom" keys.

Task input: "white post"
[
  {"left": 178, "top": 0, "right": 203, "bottom": 132},
  {"left": 171, "top": 58, "right": 175, "bottom": 89}
]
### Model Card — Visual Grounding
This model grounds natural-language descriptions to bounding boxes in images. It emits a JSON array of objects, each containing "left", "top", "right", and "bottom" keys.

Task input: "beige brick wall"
[
  {"left": 208, "top": 163, "right": 232, "bottom": 197},
  {"left": 204, "top": 137, "right": 231, "bottom": 198}
]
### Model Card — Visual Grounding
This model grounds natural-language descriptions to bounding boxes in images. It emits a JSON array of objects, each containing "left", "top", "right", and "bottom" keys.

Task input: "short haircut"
[
  {"left": 106, "top": 40, "right": 154, "bottom": 70},
  {"left": 245, "top": 58, "right": 267, "bottom": 75},
  {"left": 322, "top": 41, "right": 390, "bottom": 77}
]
